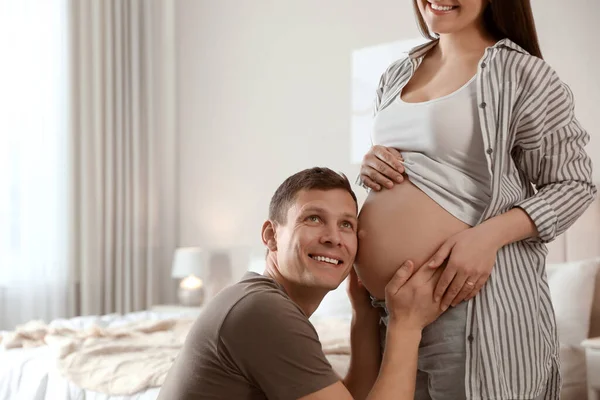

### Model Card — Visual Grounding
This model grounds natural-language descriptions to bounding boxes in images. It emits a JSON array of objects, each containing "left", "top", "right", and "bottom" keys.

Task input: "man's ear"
[{"left": 261, "top": 220, "right": 277, "bottom": 251}]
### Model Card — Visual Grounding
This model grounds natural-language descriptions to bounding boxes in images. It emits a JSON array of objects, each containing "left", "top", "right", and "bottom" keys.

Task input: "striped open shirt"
[{"left": 370, "top": 39, "right": 597, "bottom": 399}]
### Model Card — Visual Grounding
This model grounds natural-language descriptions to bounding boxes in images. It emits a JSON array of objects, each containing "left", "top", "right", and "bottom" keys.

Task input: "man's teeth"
[
  {"left": 430, "top": 3, "right": 455, "bottom": 11},
  {"left": 311, "top": 255, "right": 340, "bottom": 265}
]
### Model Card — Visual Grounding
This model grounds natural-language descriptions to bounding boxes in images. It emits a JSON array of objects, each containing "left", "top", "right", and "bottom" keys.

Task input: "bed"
[{"left": 0, "top": 311, "right": 170, "bottom": 400}]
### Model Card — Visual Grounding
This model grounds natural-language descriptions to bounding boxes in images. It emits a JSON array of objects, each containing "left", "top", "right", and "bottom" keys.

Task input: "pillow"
[
  {"left": 558, "top": 343, "right": 588, "bottom": 400},
  {"left": 546, "top": 258, "right": 600, "bottom": 347}
]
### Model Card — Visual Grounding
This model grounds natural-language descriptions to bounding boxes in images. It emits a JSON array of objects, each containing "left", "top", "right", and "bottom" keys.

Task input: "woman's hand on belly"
[
  {"left": 359, "top": 145, "right": 405, "bottom": 191},
  {"left": 425, "top": 224, "right": 501, "bottom": 310}
]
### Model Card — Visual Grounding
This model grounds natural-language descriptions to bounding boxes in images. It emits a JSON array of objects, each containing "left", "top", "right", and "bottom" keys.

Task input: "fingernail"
[
  {"left": 428, "top": 260, "right": 436, "bottom": 267},
  {"left": 386, "top": 182, "right": 393, "bottom": 188},
  {"left": 441, "top": 304, "right": 449, "bottom": 311},
  {"left": 434, "top": 296, "right": 440, "bottom": 302},
  {"left": 375, "top": 185, "right": 381, "bottom": 190},
  {"left": 396, "top": 175, "right": 403, "bottom": 182}
]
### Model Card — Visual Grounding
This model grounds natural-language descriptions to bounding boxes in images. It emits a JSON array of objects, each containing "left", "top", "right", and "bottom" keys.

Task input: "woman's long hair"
[{"left": 413, "top": 0, "right": 543, "bottom": 59}]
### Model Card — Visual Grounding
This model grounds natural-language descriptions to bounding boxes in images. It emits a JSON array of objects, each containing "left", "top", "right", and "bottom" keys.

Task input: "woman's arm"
[
  {"left": 478, "top": 207, "right": 537, "bottom": 248},
  {"left": 427, "top": 64, "right": 597, "bottom": 307},
  {"left": 512, "top": 67, "right": 597, "bottom": 243}
]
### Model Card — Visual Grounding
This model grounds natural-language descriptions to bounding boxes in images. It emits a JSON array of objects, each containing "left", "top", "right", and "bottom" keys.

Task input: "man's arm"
[
  {"left": 365, "top": 323, "right": 421, "bottom": 399},
  {"left": 340, "top": 268, "right": 383, "bottom": 399},
  {"left": 343, "top": 311, "right": 382, "bottom": 399},
  {"left": 300, "top": 261, "right": 444, "bottom": 400},
  {"left": 303, "top": 322, "right": 421, "bottom": 400},
  {"left": 299, "top": 323, "right": 421, "bottom": 400}
]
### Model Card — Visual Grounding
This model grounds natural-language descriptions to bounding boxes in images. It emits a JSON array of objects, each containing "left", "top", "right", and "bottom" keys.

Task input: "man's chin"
[{"left": 310, "top": 274, "right": 346, "bottom": 292}]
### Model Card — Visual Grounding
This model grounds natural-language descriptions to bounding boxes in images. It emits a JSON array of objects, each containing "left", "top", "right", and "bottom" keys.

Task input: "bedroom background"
[
  {"left": 1, "top": 0, "right": 599, "bottom": 331},
  {"left": 0, "top": 0, "right": 598, "bottom": 398}
]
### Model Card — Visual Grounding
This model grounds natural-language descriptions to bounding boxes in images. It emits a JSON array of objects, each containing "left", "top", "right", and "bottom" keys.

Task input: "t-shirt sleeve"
[{"left": 219, "top": 290, "right": 340, "bottom": 400}]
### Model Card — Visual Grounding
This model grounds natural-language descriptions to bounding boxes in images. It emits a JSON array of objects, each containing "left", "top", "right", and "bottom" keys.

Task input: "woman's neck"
[{"left": 435, "top": 24, "right": 497, "bottom": 61}]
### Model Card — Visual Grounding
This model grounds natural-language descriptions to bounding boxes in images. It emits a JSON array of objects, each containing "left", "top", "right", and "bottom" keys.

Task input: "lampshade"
[{"left": 171, "top": 247, "right": 206, "bottom": 279}]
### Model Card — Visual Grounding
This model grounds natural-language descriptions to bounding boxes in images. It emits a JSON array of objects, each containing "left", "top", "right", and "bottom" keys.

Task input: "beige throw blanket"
[
  {"left": 0, "top": 317, "right": 351, "bottom": 395},
  {"left": 1, "top": 318, "right": 195, "bottom": 395}
]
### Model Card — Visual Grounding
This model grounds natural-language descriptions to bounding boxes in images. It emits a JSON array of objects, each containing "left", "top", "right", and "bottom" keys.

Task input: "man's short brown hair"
[{"left": 268, "top": 167, "right": 358, "bottom": 225}]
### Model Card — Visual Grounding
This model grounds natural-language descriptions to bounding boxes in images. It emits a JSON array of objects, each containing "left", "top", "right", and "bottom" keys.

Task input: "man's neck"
[{"left": 263, "top": 262, "right": 328, "bottom": 318}]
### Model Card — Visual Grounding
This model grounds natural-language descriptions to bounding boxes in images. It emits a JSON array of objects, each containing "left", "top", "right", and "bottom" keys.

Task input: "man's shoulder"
[
  {"left": 224, "top": 277, "right": 308, "bottom": 329},
  {"left": 226, "top": 272, "right": 294, "bottom": 310}
]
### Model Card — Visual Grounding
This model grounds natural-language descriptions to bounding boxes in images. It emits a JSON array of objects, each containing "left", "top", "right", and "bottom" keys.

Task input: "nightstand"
[
  {"left": 150, "top": 304, "right": 203, "bottom": 317},
  {"left": 582, "top": 337, "right": 600, "bottom": 400}
]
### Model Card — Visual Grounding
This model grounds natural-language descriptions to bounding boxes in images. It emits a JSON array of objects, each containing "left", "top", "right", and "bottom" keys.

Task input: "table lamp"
[{"left": 171, "top": 247, "right": 206, "bottom": 307}]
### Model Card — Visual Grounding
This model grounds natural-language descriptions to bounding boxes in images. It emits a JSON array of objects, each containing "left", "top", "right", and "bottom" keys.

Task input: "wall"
[{"left": 175, "top": 0, "right": 599, "bottom": 279}]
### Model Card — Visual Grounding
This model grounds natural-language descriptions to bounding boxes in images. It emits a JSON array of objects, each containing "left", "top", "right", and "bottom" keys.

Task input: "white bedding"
[
  {"left": 0, "top": 311, "right": 175, "bottom": 400},
  {"left": 0, "top": 311, "right": 351, "bottom": 400}
]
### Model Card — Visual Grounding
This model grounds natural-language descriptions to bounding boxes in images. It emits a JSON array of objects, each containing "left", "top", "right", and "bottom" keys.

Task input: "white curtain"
[
  {"left": 0, "top": 0, "right": 70, "bottom": 329},
  {"left": 67, "top": 0, "right": 178, "bottom": 317}
]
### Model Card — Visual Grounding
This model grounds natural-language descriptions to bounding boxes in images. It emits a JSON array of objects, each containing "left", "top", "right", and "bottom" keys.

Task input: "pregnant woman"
[{"left": 354, "top": 0, "right": 596, "bottom": 399}]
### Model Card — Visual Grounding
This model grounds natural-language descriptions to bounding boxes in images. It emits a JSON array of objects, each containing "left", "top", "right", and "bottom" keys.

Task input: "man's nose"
[{"left": 320, "top": 225, "right": 342, "bottom": 246}]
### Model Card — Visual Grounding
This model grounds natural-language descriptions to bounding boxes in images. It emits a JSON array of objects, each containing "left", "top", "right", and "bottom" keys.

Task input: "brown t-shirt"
[{"left": 157, "top": 272, "right": 339, "bottom": 399}]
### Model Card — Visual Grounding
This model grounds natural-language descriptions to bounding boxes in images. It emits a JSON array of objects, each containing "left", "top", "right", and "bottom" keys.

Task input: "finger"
[
  {"left": 385, "top": 260, "right": 414, "bottom": 296},
  {"left": 366, "top": 158, "right": 403, "bottom": 184},
  {"left": 410, "top": 257, "right": 442, "bottom": 284},
  {"left": 441, "top": 272, "right": 469, "bottom": 310},
  {"left": 422, "top": 267, "right": 444, "bottom": 304},
  {"left": 362, "top": 166, "right": 396, "bottom": 189},
  {"left": 346, "top": 268, "right": 357, "bottom": 294},
  {"left": 377, "top": 152, "right": 405, "bottom": 176},
  {"left": 386, "top": 146, "right": 404, "bottom": 161},
  {"left": 348, "top": 267, "right": 358, "bottom": 285},
  {"left": 433, "top": 266, "right": 457, "bottom": 306},
  {"left": 359, "top": 174, "right": 381, "bottom": 191},
  {"left": 450, "top": 274, "right": 478, "bottom": 307},
  {"left": 377, "top": 147, "right": 405, "bottom": 174},
  {"left": 426, "top": 242, "right": 453, "bottom": 269},
  {"left": 465, "top": 275, "right": 490, "bottom": 301}
]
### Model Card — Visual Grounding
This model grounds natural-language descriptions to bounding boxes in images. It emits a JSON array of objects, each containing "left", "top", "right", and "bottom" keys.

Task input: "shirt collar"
[{"left": 408, "top": 37, "right": 530, "bottom": 60}]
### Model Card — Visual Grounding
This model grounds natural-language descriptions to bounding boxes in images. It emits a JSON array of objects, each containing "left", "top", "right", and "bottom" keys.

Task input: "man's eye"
[
  {"left": 308, "top": 216, "right": 321, "bottom": 223},
  {"left": 341, "top": 221, "right": 354, "bottom": 229}
]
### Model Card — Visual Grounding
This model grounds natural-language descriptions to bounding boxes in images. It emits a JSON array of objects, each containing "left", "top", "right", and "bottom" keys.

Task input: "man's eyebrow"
[
  {"left": 300, "top": 206, "right": 327, "bottom": 215},
  {"left": 341, "top": 212, "right": 358, "bottom": 222}
]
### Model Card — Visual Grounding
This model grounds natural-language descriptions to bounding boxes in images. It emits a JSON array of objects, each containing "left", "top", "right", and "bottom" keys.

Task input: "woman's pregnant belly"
[{"left": 355, "top": 179, "right": 471, "bottom": 300}]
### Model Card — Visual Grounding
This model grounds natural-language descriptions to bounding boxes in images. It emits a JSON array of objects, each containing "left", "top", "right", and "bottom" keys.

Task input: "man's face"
[{"left": 269, "top": 189, "right": 358, "bottom": 291}]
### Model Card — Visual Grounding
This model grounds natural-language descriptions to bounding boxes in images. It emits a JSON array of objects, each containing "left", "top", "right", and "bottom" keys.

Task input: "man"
[{"left": 158, "top": 167, "right": 444, "bottom": 400}]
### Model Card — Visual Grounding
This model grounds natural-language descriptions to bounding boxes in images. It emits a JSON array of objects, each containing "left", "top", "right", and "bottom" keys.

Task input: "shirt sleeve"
[
  {"left": 218, "top": 291, "right": 340, "bottom": 400},
  {"left": 513, "top": 61, "right": 597, "bottom": 243}
]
